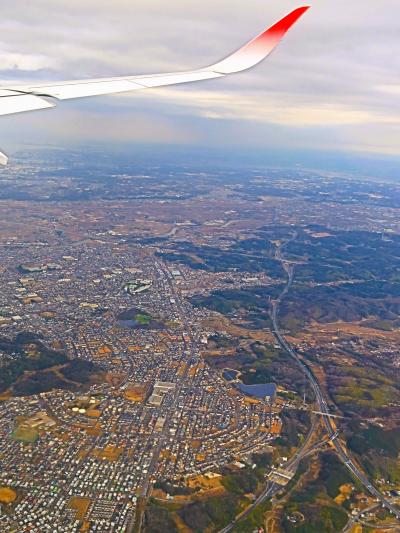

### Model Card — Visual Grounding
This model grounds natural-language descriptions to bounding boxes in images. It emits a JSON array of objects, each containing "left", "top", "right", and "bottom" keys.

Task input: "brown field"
[
  {"left": 95, "top": 346, "right": 113, "bottom": 359},
  {"left": 128, "top": 345, "right": 142, "bottom": 352},
  {"left": 0, "top": 487, "right": 17, "bottom": 504},
  {"left": 201, "top": 316, "right": 274, "bottom": 344},
  {"left": 177, "top": 363, "right": 187, "bottom": 376},
  {"left": 12, "top": 425, "right": 39, "bottom": 443},
  {"left": 160, "top": 449, "right": 174, "bottom": 460},
  {"left": 93, "top": 444, "right": 124, "bottom": 461},
  {"left": 68, "top": 496, "right": 91, "bottom": 520},
  {"left": 334, "top": 483, "right": 353, "bottom": 505},
  {"left": 85, "top": 409, "right": 101, "bottom": 418},
  {"left": 97, "top": 345, "right": 112, "bottom": 354},
  {"left": 188, "top": 366, "right": 197, "bottom": 378},
  {"left": 291, "top": 321, "right": 400, "bottom": 344},
  {"left": 124, "top": 390, "right": 145, "bottom": 402},
  {"left": 244, "top": 397, "right": 260, "bottom": 405},
  {"left": 0, "top": 391, "right": 12, "bottom": 401},
  {"left": 188, "top": 473, "right": 224, "bottom": 494},
  {"left": 270, "top": 419, "right": 282, "bottom": 434},
  {"left": 124, "top": 383, "right": 148, "bottom": 402}
]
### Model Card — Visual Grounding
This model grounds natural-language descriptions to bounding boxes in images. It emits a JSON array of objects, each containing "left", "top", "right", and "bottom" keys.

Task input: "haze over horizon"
[{"left": 1, "top": 0, "right": 399, "bottom": 161}]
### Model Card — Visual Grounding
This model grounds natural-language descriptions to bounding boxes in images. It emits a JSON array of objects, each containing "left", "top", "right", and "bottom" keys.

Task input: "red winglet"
[{"left": 210, "top": 6, "right": 310, "bottom": 74}]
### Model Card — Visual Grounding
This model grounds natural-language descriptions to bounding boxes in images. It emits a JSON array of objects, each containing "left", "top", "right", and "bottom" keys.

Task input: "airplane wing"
[{"left": 0, "top": 6, "right": 309, "bottom": 164}]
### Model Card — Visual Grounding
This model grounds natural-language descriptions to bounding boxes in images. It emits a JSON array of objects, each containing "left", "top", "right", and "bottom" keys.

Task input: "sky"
[{"left": 0, "top": 0, "right": 400, "bottom": 162}]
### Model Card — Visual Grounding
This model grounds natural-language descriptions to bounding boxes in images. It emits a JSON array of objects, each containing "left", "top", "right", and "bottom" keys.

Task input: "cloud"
[
  {"left": 0, "top": 0, "right": 399, "bottom": 156},
  {"left": 0, "top": 51, "right": 53, "bottom": 71},
  {"left": 121, "top": 86, "right": 399, "bottom": 127}
]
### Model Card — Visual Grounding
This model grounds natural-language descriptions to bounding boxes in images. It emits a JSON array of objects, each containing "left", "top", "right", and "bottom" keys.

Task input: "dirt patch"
[
  {"left": 334, "top": 483, "right": 354, "bottom": 505},
  {"left": 68, "top": 496, "right": 91, "bottom": 520},
  {"left": 0, "top": 487, "right": 17, "bottom": 504},
  {"left": 93, "top": 445, "right": 124, "bottom": 461}
]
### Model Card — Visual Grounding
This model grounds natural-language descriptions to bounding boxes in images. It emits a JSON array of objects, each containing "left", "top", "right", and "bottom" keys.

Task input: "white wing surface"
[{"left": 0, "top": 6, "right": 309, "bottom": 163}]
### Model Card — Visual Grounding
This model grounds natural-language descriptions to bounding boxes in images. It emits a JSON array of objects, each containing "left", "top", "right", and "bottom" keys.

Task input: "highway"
[
  {"left": 137, "top": 246, "right": 399, "bottom": 533},
  {"left": 218, "top": 400, "right": 319, "bottom": 533},
  {"left": 218, "top": 240, "right": 399, "bottom": 533},
  {"left": 271, "top": 242, "right": 400, "bottom": 521},
  {"left": 218, "top": 481, "right": 279, "bottom": 533}
]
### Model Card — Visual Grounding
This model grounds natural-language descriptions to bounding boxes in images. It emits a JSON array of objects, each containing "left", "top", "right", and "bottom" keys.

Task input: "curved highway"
[{"left": 271, "top": 242, "right": 400, "bottom": 521}]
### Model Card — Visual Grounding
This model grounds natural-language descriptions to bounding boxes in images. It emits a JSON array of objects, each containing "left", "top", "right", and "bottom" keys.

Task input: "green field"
[
  {"left": 282, "top": 453, "right": 354, "bottom": 533},
  {"left": 135, "top": 313, "right": 152, "bottom": 325}
]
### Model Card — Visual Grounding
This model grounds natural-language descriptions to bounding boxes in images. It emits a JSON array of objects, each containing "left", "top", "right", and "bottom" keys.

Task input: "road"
[
  {"left": 220, "top": 238, "right": 400, "bottom": 532},
  {"left": 139, "top": 244, "right": 399, "bottom": 533},
  {"left": 218, "top": 402, "right": 319, "bottom": 533},
  {"left": 218, "top": 481, "right": 279, "bottom": 533},
  {"left": 271, "top": 241, "right": 400, "bottom": 521},
  {"left": 130, "top": 259, "right": 211, "bottom": 531},
  {"left": 343, "top": 500, "right": 400, "bottom": 532}
]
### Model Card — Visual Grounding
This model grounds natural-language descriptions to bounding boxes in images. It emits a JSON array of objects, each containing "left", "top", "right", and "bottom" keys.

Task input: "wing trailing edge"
[
  {"left": 2, "top": 6, "right": 310, "bottom": 105},
  {"left": 0, "top": 91, "right": 55, "bottom": 117}
]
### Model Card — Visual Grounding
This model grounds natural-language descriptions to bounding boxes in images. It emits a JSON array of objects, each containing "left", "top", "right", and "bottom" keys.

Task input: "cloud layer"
[{"left": 1, "top": 0, "right": 399, "bottom": 157}]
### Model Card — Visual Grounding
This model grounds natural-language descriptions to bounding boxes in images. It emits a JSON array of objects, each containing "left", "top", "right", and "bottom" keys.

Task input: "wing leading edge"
[{"left": 0, "top": 6, "right": 309, "bottom": 163}]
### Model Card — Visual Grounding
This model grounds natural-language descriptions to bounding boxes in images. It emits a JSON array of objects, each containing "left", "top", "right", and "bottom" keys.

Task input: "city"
[{"left": 0, "top": 151, "right": 399, "bottom": 532}]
